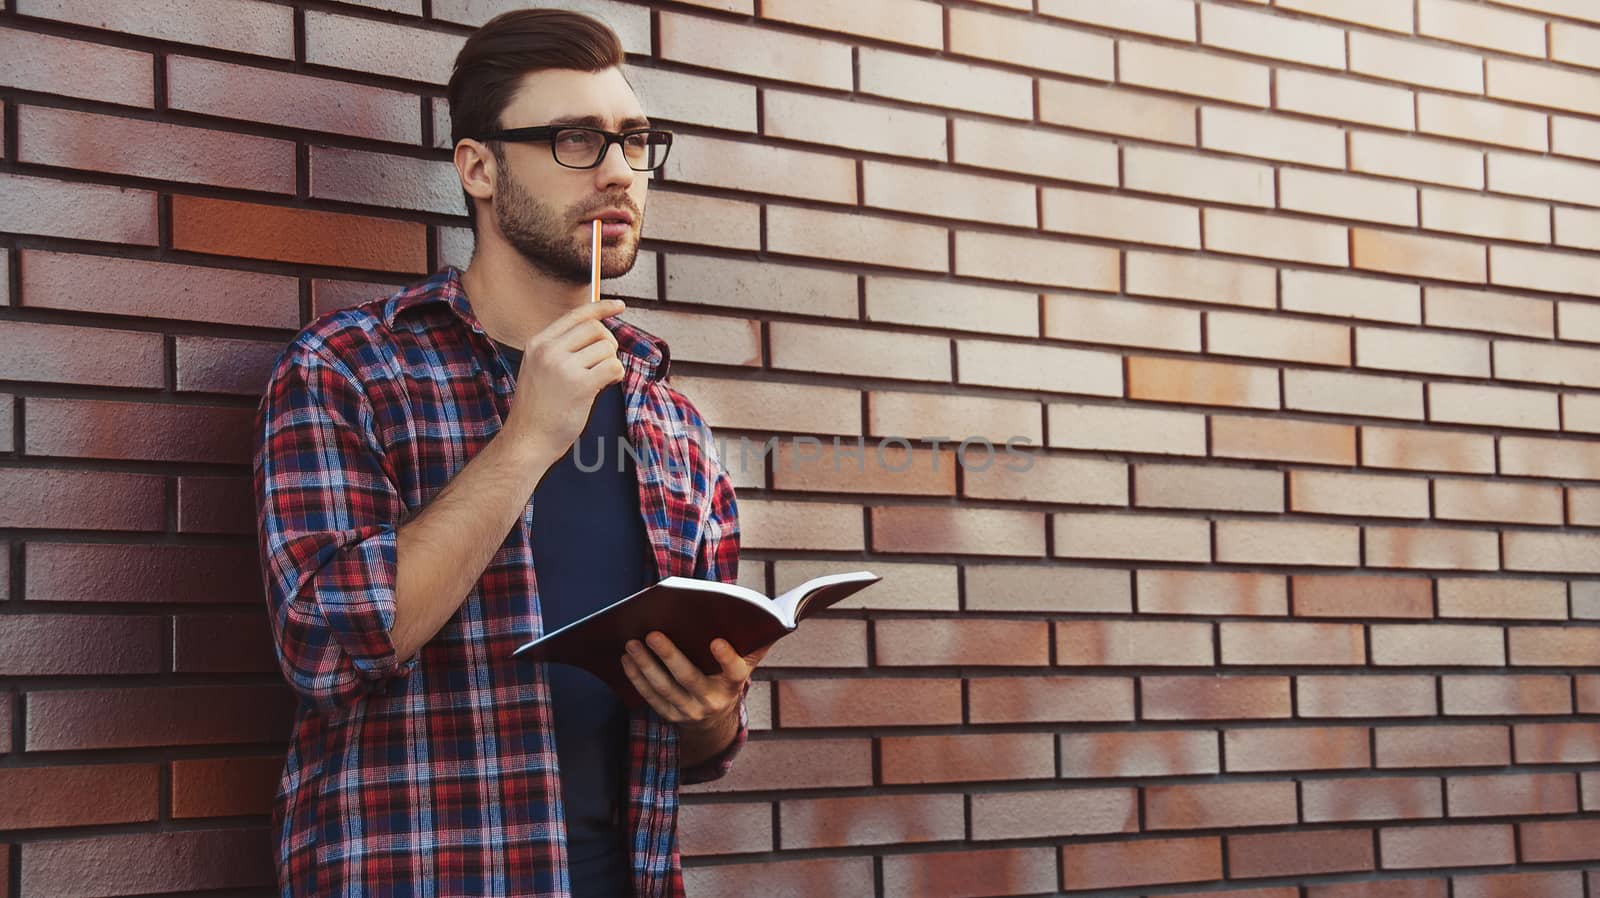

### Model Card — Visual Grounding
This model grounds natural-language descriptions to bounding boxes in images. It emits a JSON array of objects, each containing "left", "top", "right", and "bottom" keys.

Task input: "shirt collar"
[{"left": 383, "top": 266, "right": 671, "bottom": 382}]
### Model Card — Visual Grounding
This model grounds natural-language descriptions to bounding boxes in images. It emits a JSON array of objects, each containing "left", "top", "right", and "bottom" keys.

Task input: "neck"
[{"left": 459, "top": 235, "right": 590, "bottom": 350}]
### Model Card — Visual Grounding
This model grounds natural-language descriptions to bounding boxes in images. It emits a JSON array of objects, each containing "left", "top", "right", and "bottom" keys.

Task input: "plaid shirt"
[{"left": 252, "top": 266, "right": 744, "bottom": 897}]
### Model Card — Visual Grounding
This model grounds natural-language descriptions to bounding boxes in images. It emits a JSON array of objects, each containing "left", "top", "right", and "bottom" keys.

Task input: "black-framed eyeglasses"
[{"left": 479, "top": 125, "right": 673, "bottom": 171}]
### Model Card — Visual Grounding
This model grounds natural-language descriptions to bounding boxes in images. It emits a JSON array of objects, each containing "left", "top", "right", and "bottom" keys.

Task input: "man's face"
[{"left": 489, "top": 67, "right": 649, "bottom": 285}]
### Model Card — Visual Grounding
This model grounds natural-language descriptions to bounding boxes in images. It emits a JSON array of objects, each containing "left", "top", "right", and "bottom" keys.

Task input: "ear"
[{"left": 454, "top": 138, "right": 497, "bottom": 208}]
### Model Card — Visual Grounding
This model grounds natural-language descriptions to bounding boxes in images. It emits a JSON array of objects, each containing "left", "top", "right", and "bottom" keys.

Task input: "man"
[{"left": 252, "top": 10, "right": 761, "bottom": 896}]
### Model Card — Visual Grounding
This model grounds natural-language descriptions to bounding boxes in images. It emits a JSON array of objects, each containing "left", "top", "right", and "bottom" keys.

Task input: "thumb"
[{"left": 745, "top": 643, "right": 773, "bottom": 668}]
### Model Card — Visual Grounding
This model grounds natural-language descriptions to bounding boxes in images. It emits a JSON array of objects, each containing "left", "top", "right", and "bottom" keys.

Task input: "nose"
[{"left": 592, "top": 139, "right": 635, "bottom": 192}]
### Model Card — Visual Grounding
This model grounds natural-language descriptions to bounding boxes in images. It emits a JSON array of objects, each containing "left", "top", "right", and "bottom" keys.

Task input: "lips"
[
  {"left": 587, "top": 208, "right": 635, "bottom": 226},
  {"left": 585, "top": 208, "right": 635, "bottom": 243}
]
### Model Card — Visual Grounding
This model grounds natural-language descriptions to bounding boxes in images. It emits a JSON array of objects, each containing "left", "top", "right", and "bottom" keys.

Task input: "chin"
[
  {"left": 598, "top": 235, "right": 640, "bottom": 279},
  {"left": 601, "top": 250, "right": 639, "bottom": 280}
]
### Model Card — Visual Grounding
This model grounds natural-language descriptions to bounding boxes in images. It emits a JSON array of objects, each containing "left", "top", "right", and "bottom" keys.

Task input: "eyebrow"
[{"left": 544, "top": 114, "right": 653, "bottom": 130}]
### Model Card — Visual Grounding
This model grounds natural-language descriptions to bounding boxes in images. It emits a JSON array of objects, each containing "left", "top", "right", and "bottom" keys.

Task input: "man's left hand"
[{"left": 619, "top": 631, "right": 768, "bottom": 731}]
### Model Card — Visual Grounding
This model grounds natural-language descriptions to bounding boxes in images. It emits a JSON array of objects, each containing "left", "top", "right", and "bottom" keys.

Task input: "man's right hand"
[
  {"left": 389, "top": 298, "right": 628, "bottom": 662},
  {"left": 502, "top": 298, "right": 628, "bottom": 457}
]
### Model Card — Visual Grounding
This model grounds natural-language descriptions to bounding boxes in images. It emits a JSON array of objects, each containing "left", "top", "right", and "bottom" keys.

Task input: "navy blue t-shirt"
[{"left": 497, "top": 339, "right": 653, "bottom": 898}]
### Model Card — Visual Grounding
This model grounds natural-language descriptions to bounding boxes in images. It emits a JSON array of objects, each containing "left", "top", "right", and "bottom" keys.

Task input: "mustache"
[{"left": 574, "top": 195, "right": 640, "bottom": 219}]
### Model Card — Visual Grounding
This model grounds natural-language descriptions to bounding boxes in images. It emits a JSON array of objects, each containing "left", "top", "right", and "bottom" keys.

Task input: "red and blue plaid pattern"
[{"left": 252, "top": 266, "right": 743, "bottom": 897}]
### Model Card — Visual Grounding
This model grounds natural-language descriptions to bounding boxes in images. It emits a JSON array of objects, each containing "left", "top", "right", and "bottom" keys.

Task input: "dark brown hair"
[{"left": 447, "top": 9, "right": 626, "bottom": 228}]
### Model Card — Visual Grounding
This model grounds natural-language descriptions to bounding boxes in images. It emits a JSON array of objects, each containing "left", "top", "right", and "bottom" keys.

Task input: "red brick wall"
[{"left": 3, "top": 0, "right": 1600, "bottom": 895}]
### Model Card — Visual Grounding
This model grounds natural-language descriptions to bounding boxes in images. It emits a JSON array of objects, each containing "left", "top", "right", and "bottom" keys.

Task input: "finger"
[
  {"left": 541, "top": 301, "right": 625, "bottom": 348},
  {"left": 644, "top": 632, "right": 714, "bottom": 695},
  {"left": 560, "top": 297, "right": 627, "bottom": 328},
  {"left": 708, "top": 638, "right": 762, "bottom": 681},
  {"left": 625, "top": 638, "right": 697, "bottom": 712},
  {"left": 620, "top": 653, "right": 680, "bottom": 722},
  {"left": 556, "top": 318, "right": 619, "bottom": 355},
  {"left": 588, "top": 357, "right": 626, "bottom": 389},
  {"left": 570, "top": 339, "right": 617, "bottom": 371}
]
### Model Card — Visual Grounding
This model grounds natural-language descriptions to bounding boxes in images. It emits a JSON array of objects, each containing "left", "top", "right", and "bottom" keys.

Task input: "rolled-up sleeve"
[
  {"left": 253, "top": 340, "right": 414, "bottom": 713},
  {"left": 682, "top": 440, "right": 746, "bottom": 784}
]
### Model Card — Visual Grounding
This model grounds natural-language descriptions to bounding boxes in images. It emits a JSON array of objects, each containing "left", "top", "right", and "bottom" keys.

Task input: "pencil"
[{"left": 590, "top": 218, "right": 602, "bottom": 304}]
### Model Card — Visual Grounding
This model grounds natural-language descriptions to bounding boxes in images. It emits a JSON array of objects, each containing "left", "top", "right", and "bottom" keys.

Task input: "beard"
[{"left": 493, "top": 166, "right": 640, "bottom": 286}]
